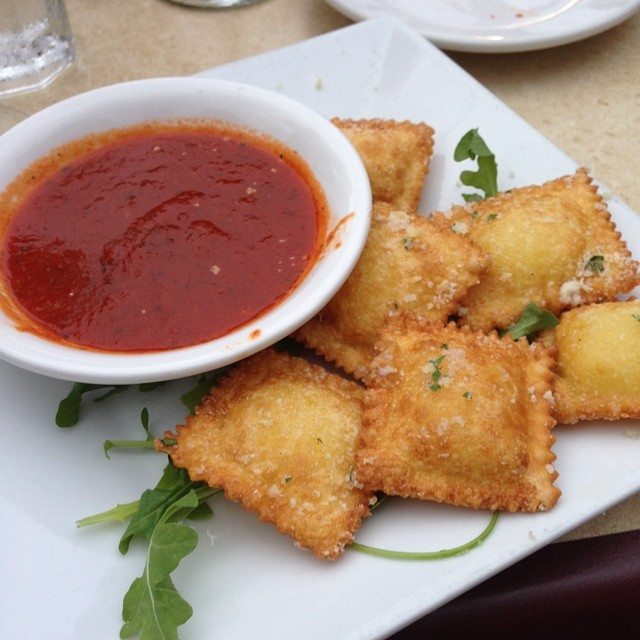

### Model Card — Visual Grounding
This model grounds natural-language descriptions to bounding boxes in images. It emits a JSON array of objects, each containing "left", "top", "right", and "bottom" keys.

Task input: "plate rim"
[{"left": 324, "top": 0, "right": 640, "bottom": 52}]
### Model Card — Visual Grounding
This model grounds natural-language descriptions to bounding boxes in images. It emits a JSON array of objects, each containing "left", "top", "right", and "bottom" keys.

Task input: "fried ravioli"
[
  {"left": 542, "top": 299, "right": 640, "bottom": 424},
  {"left": 355, "top": 316, "right": 560, "bottom": 512},
  {"left": 332, "top": 117, "right": 434, "bottom": 211},
  {"left": 430, "top": 169, "right": 640, "bottom": 331},
  {"left": 294, "top": 202, "right": 488, "bottom": 378},
  {"left": 157, "top": 349, "right": 372, "bottom": 560}
]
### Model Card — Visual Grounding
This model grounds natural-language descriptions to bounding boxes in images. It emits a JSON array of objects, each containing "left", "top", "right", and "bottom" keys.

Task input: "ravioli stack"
[{"left": 158, "top": 118, "right": 640, "bottom": 559}]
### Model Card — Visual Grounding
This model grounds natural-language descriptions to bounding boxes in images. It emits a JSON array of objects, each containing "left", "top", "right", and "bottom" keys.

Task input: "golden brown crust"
[
  {"left": 544, "top": 299, "right": 640, "bottom": 424},
  {"left": 429, "top": 169, "right": 640, "bottom": 331},
  {"left": 157, "top": 349, "right": 372, "bottom": 560},
  {"left": 294, "top": 202, "right": 488, "bottom": 378},
  {"left": 354, "top": 316, "right": 560, "bottom": 512},
  {"left": 332, "top": 117, "right": 434, "bottom": 211}
]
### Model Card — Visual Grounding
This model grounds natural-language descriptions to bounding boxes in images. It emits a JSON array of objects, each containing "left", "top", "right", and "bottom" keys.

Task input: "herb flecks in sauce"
[{"left": 1, "top": 124, "right": 327, "bottom": 352}]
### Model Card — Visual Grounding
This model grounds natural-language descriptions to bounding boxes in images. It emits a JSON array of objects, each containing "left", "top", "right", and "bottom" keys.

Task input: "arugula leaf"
[
  {"left": 139, "top": 382, "right": 165, "bottom": 393},
  {"left": 76, "top": 499, "right": 142, "bottom": 528},
  {"left": 117, "top": 462, "right": 219, "bottom": 554},
  {"left": 56, "top": 382, "right": 165, "bottom": 427},
  {"left": 121, "top": 572, "right": 193, "bottom": 640},
  {"left": 185, "top": 501, "right": 214, "bottom": 521},
  {"left": 58, "top": 368, "right": 221, "bottom": 428},
  {"left": 454, "top": 128, "right": 499, "bottom": 202},
  {"left": 120, "top": 491, "right": 200, "bottom": 640},
  {"left": 505, "top": 302, "right": 559, "bottom": 340},
  {"left": 180, "top": 370, "right": 225, "bottom": 415},
  {"left": 119, "top": 466, "right": 194, "bottom": 554},
  {"left": 55, "top": 383, "right": 117, "bottom": 427},
  {"left": 75, "top": 462, "right": 218, "bottom": 531},
  {"left": 78, "top": 459, "right": 220, "bottom": 639}
]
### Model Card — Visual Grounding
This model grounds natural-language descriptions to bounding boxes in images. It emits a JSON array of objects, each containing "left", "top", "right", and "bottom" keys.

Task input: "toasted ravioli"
[
  {"left": 332, "top": 117, "right": 434, "bottom": 210},
  {"left": 294, "top": 202, "right": 488, "bottom": 378},
  {"left": 430, "top": 169, "right": 640, "bottom": 331},
  {"left": 543, "top": 300, "right": 640, "bottom": 424},
  {"left": 355, "top": 316, "right": 560, "bottom": 512},
  {"left": 157, "top": 349, "right": 372, "bottom": 559}
]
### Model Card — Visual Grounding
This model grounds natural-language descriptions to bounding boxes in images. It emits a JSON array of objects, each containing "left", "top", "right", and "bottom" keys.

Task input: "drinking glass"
[{"left": 0, "top": 0, "right": 75, "bottom": 96}]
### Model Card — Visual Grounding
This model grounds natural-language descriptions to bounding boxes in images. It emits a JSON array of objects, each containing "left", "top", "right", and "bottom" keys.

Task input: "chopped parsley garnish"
[
  {"left": 454, "top": 128, "right": 499, "bottom": 202},
  {"left": 463, "top": 391, "right": 473, "bottom": 400},
  {"left": 505, "top": 302, "right": 559, "bottom": 341},
  {"left": 586, "top": 254, "right": 605, "bottom": 273},
  {"left": 428, "top": 355, "right": 446, "bottom": 390}
]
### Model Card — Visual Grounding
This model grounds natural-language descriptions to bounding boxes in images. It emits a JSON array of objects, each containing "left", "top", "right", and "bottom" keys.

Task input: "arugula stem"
[
  {"left": 349, "top": 511, "right": 499, "bottom": 560},
  {"left": 76, "top": 484, "right": 222, "bottom": 528},
  {"left": 194, "top": 485, "right": 222, "bottom": 502},
  {"left": 105, "top": 440, "right": 156, "bottom": 450},
  {"left": 76, "top": 500, "right": 142, "bottom": 527}
]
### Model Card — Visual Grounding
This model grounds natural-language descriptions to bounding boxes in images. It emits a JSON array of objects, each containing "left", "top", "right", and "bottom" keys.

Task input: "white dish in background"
[
  {"left": 325, "top": 0, "right": 640, "bottom": 52},
  {"left": 0, "top": 77, "right": 371, "bottom": 384},
  {"left": 3, "top": 17, "right": 640, "bottom": 640}
]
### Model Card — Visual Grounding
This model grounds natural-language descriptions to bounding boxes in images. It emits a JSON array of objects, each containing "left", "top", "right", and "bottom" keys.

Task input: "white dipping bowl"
[{"left": 0, "top": 77, "right": 371, "bottom": 383}]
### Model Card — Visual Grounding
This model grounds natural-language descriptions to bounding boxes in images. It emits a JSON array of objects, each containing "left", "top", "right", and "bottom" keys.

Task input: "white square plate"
[{"left": 3, "top": 17, "right": 639, "bottom": 640}]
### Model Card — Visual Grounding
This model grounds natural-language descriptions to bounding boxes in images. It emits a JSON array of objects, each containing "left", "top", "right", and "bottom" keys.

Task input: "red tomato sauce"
[{"left": 0, "top": 124, "right": 327, "bottom": 351}]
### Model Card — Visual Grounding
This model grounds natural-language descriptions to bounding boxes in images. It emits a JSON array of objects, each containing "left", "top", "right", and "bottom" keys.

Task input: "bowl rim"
[{"left": 0, "top": 77, "right": 372, "bottom": 383}]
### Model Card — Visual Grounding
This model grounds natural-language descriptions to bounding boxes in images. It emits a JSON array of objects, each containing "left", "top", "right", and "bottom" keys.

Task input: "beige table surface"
[{"left": 2, "top": 0, "right": 639, "bottom": 540}]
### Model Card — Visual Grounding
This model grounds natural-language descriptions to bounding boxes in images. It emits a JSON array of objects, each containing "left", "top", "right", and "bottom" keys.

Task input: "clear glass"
[
  {"left": 0, "top": 0, "right": 75, "bottom": 96},
  {"left": 167, "top": 0, "right": 268, "bottom": 8}
]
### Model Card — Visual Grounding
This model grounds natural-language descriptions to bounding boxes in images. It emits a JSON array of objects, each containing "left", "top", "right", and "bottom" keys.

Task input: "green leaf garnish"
[
  {"left": 428, "top": 355, "right": 446, "bottom": 391},
  {"left": 75, "top": 462, "right": 219, "bottom": 530},
  {"left": 454, "top": 128, "right": 499, "bottom": 202},
  {"left": 350, "top": 511, "right": 499, "bottom": 559},
  {"left": 118, "top": 464, "right": 216, "bottom": 554},
  {"left": 77, "top": 459, "right": 220, "bottom": 639},
  {"left": 180, "top": 370, "right": 226, "bottom": 415},
  {"left": 505, "top": 302, "right": 559, "bottom": 341},
  {"left": 120, "top": 491, "right": 200, "bottom": 640},
  {"left": 56, "top": 382, "right": 166, "bottom": 427},
  {"left": 586, "top": 254, "right": 605, "bottom": 273},
  {"left": 55, "top": 383, "right": 118, "bottom": 427}
]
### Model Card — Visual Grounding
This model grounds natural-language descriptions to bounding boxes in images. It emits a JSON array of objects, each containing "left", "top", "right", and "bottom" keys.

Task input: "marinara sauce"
[{"left": 0, "top": 123, "right": 327, "bottom": 351}]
